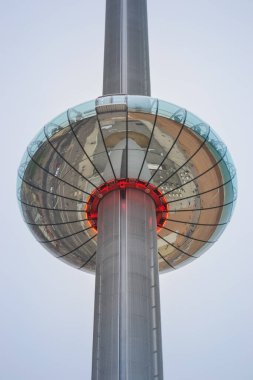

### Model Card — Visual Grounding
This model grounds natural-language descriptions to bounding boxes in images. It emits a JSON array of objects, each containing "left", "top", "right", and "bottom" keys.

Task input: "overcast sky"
[{"left": 1, "top": 0, "right": 253, "bottom": 379}]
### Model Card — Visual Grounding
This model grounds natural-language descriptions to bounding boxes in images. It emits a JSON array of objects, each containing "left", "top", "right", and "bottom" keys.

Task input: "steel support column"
[
  {"left": 92, "top": 188, "right": 163, "bottom": 380},
  {"left": 103, "top": 0, "right": 151, "bottom": 96}
]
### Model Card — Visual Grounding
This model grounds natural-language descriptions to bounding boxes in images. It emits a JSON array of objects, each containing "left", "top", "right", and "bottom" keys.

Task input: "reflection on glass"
[{"left": 17, "top": 95, "right": 237, "bottom": 273}]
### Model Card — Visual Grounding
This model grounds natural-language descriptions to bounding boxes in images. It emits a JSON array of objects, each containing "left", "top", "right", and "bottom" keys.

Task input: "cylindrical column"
[
  {"left": 103, "top": 0, "right": 151, "bottom": 96},
  {"left": 92, "top": 188, "right": 163, "bottom": 380}
]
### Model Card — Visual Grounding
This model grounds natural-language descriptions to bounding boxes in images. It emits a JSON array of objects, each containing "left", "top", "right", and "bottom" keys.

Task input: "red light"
[{"left": 85, "top": 179, "right": 169, "bottom": 232}]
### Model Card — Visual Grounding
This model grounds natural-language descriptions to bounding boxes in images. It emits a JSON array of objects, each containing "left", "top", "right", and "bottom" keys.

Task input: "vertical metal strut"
[
  {"left": 103, "top": 0, "right": 151, "bottom": 96},
  {"left": 92, "top": 188, "right": 163, "bottom": 379}
]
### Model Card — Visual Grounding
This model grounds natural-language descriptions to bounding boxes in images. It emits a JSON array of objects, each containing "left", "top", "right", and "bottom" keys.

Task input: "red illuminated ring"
[{"left": 85, "top": 179, "right": 169, "bottom": 231}]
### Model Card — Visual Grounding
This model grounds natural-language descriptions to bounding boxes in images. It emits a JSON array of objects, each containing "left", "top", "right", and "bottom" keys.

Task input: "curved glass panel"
[
  {"left": 69, "top": 99, "right": 96, "bottom": 120},
  {"left": 128, "top": 95, "right": 157, "bottom": 115},
  {"left": 17, "top": 95, "right": 237, "bottom": 273}
]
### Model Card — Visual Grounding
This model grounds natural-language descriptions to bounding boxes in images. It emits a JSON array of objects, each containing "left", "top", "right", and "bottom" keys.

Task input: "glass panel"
[
  {"left": 97, "top": 110, "right": 127, "bottom": 177},
  {"left": 68, "top": 99, "right": 96, "bottom": 121},
  {"left": 59, "top": 235, "right": 97, "bottom": 270},
  {"left": 128, "top": 108, "right": 158, "bottom": 147},
  {"left": 80, "top": 254, "right": 97, "bottom": 273},
  {"left": 168, "top": 180, "right": 234, "bottom": 212},
  {"left": 188, "top": 242, "right": 213, "bottom": 259},
  {"left": 61, "top": 167, "right": 94, "bottom": 195},
  {"left": 28, "top": 140, "right": 94, "bottom": 196},
  {"left": 21, "top": 202, "right": 84, "bottom": 225},
  {"left": 159, "top": 219, "right": 209, "bottom": 258},
  {"left": 44, "top": 122, "right": 100, "bottom": 190},
  {"left": 146, "top": 120, "right": 209, "bottom": 189},
  {"left": 44, "top": 111, "right": 69, "bottom": 139},
  {"left": 128, "top": 96, "right": 157, "bottom": 115},
  {"left": 42, "top": 229, "right": 97, "bottom": 257},
  {"left": 158, "top": 236, "right": 196, "bottom": 269},
  {"left": 172, "top": 255, "right": 196, "bottom": 270},
  {"left": 208, "top": 224, "right": 227, "bottom": 242},
  {"left": 157, "top": 100, "right": 185, "bottom": 120},
  {"left": 18, "top": 150, "right": 30, "bottom": 179},
  {"left": 27, "top": 128, "right": 47, "bottom": 157},
  {"left": 21, "top": 161, "right": 87, "bottom": 204},
  {"left": 90, "top": 151, "right": 115, "bottom": 182},
  {"left": 96, "top": 95, "right": 127, "bottom": 107},
  {"left": 141, "top": 113, "right": 186, "bottom": 181},
  {"left": 27, "top": 224, "right": 53, "bottom": 243},
  {"left": 70, "top": 115, "right": 106, "bottom": 157},
  {"left": 127, "top": 104, "right": 158, "bottom": 179},
  {"left": 97, "top": 111, "right": 127, "bottom": 153},
  {"left": 20, "top": 180, "right": 86, "bottom": 216},
  {"left": 185, "top": 110, "right": 205, "bottom": 128}
]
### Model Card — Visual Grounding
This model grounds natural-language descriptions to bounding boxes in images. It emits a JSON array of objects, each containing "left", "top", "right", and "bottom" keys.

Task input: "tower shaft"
[
  {"left": 92, "top": 188, "right": 163, "bottom": 379},
  {"left": 103, "top": 0, "right": 151, "bottom": 96}
]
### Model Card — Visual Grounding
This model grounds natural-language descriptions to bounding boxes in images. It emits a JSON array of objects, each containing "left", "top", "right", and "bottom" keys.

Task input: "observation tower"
[{"left": 17, "top": 0, "right": 237, "bottom": 379}]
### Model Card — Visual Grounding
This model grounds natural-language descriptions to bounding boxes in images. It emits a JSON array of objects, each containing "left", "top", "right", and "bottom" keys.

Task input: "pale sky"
[{"left": 1, "top": 0, "right": 253, "bottom": 379}]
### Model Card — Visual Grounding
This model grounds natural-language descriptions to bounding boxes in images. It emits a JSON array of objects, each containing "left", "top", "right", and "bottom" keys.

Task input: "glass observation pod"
[{"left": 17, "top": 95, "right": 237, "bottom": 273}]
